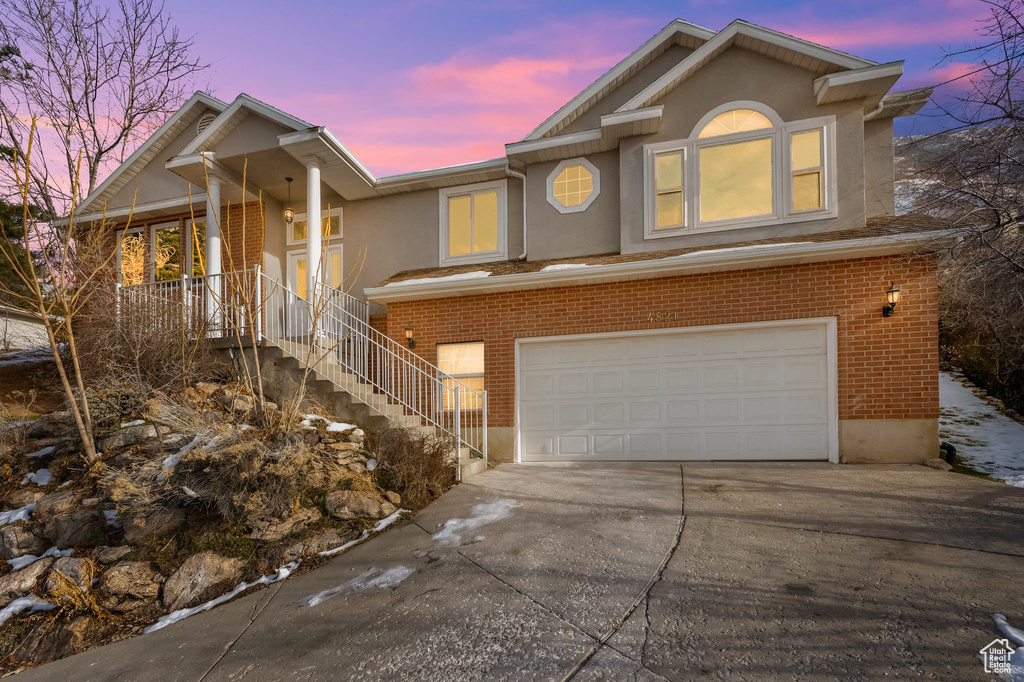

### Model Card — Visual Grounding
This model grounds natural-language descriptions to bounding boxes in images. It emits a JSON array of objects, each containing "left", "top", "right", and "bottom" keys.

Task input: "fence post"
[
  {"left": 114, "top": 282, "right": 121, "bottom": 325},
  {"left": 482, "top": 390, "right": 488, "bottom": 467},
  {"left": 253, "top": 266, "right": 262, "bottom": 342},
  {"left": 454, "top": 385, "right": 462, "bottom": 483}
]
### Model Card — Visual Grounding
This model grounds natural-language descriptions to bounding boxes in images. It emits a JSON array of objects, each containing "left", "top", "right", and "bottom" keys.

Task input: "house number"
[{"left": 647, "top": 312, "right": 679, "bottom": 322}]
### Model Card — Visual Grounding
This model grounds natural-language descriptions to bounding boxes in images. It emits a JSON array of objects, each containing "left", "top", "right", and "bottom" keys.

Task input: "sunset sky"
[{"left": 169, "top": 0, "right": 987, "bottom": 176}]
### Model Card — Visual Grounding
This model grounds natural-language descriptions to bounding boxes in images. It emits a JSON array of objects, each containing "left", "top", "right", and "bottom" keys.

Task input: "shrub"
[{"left": 368, "top": 428, "right": 456, "bottom": 511}]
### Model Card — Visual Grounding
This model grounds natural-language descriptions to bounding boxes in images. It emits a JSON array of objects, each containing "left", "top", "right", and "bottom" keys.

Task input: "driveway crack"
[{"left": 195, "top": 582, "right": 284, "bottom": 682}]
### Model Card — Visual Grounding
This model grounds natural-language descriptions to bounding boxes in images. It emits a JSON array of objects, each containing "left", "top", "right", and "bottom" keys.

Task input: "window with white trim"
[
  {"left": 644, "top": 102, "right": 835, "bottom": 239},
  {"left": 186, "top": 218, "right": 206, "bottom": 277},
  {"left": 438, "top": 342, "right": 484, "bottom": 411},
  {"left": 546, "top": 157, "right": 600, "bottom": 213},
  {"left": 439, "top": 180, "right": 507, "bottom": 265},
  {"left": 287, "top": 207, "right": 343, "bottom": 246},
  {"left": 150, "top": 221, "right": 181, "bottom": 282},
  {"left": 117, "top": 227, "right": 145, "bottom": 285}
]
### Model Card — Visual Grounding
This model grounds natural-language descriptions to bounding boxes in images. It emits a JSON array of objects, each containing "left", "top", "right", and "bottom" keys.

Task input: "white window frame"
[
  {"left": 149, "top": 220, "right": 182, "bottom": 283},
  {"left": 185, "top": 217, "right": 206, "bottom": 278},
  {"left": 643, "top": 101, "right": 837, "bottom": 239},
  {"left": 116, "top": 226, "right": 145, "bottom": 285},
  {"left": 438, "top": 179, "right": 508, "bottom": 266},
  {"left": 286, "top": 206, "right": 344, "bottom": 246},
  {"left": 287, "top": 243, "right": 344, "bottom": 297},
  {"left": 546, "top": 157, "right": 601, "bottom": 214}
]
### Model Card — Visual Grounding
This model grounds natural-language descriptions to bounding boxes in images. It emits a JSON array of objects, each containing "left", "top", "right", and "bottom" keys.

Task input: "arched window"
[{"left": 645, "top": 102, "right": 833, "bottom": 237}]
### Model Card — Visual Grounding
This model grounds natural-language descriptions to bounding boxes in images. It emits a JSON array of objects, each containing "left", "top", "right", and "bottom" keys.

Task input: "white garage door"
[{"left": 516, "top": 321, "right": 834, "bottom": 462}]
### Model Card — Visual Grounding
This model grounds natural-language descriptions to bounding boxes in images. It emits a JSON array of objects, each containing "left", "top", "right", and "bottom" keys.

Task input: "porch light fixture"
[
  {"left": 404, "top": 324, "right": 415, "bottom": 349},
  {"left": 882, "top": 281, "right": 901, "bottom": 317},
  {"left": 283, "top": 177, "right": 295, "bottom": 224}
]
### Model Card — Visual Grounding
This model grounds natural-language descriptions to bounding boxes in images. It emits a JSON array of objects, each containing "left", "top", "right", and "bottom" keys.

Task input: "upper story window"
[
  {"left": 287, "top": 207, "right": 343, "bottom": 246},
  {"left": 546, "top": 157, "right": 600, "bottom": 214},
  {"left": 439, "top": 180, "right": 507, "bottom": 266},
  {"left": 644, "top": 101, "right": 835, "bottom": 239}
]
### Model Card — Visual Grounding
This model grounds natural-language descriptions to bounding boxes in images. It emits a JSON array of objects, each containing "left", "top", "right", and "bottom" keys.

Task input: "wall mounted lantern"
[
  {"left": 404, "top": 324, "right": 415, "bottom": 349},
  {"left": 283, "top": 177, "right": 295, "bottom": 224},
  {"left": 882, "top": 282, "right": 901, "bottom": 317}
]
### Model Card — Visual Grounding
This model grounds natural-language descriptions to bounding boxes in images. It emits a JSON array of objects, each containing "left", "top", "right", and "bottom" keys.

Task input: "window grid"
[{"left": 553, "top": 164, "right": 594, "bottom": 208}]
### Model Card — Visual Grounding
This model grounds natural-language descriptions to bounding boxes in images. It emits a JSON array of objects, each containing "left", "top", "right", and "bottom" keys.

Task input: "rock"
[
  {"left": 923, "top": 458, "right": 953, "bottom": 471},
  {"left": 99, "top": 561, "right": 159, "bottom": 599},
  {"left": 25, "top": 411, "right": 70, "bottom": 439},
  {"left": 3, "top": 489, "right": 44, "bottom": 511},
  {"left": 283, "top": 531, "right": 343, "bottom": 561},
  {"left": 264, "top": 401, "right": 278, "bottom": 412},
  {"left": 33, "top": 491, "right": 79, "bottom": 522},
  {"left": 248, "top": 507, "right": 321, "bottom": 541},
  {"left": 325, "top": 490, "right": 397, "bottom": 521},
  {"left": 219, "top": 392, "right": 254, "bottom": 413},
  {"left": 162, "top": 552, "right": 242, "bottom": 611},
  {"left": 194, "top": 382, "right": 221, "bottom": 398},
  {"left": 45, "top": 556, "right": 95, "bottom": 594},
  {"left": 384, "top": 491, "right": 402, "bottom": 506},
  {"left": 40, "top": 510, "right": 105, "bottom": 549},
  {"left": 11, "top": 616, "right": 91, "bottom": 664},
  {"left": 345, "top": 428, "right": 365, "bottom": 443},
  {"left": 0, "top": 558, "right": 54, "bottom": 607},
  {"left": 95, "top": 545, "right": 131, "bottom": 563},
  {"left": 327, "top": 441, "right": 360, "bottom": 453},
  {"left": 304, "top": 432, "right": 321, "bottom": 446},
  {"left": 122, "top": 508, "right": 186, "bottom": 543},
  {"left": 0, "top": 524, "right": 49, "bottom": 560},
  {"left": 97, "top": 423, "right": 157, "bottom": 452}
]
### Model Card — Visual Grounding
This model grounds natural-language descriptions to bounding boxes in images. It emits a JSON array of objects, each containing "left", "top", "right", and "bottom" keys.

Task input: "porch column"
[
  {"left": 305, "top": 161, "right": 321, "bottom": 304},
  {"left": 205, "top": 175, "right": 222, "bottom": 326}
]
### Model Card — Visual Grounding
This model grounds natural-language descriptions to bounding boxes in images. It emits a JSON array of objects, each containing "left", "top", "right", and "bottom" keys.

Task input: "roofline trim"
[
  {"left": 365, "top": 230, "right": 957, "bottom": 303},
  {"left": 180, "top": 93, "right": 311, "bottom": 156}
]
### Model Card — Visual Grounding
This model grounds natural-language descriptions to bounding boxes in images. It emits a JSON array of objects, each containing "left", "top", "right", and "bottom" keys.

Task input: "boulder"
[
  {"left": 0, "top": 557, "right": 54, "bottom": 607},
  {"left": 122, "top": 508, "right": 186, "bottom": 543},
  {"left": 25, "top": 411, "right": 70, "bottom": 439},
  {"left": 248, "top": 507, "right": 321, "bottom": 541},
  {"left": 45, "top": 557, "right": 95, "bottom": 595},
  {"left": 384, "top": 491, "right": 402, "bottom": 506},
  {"left": 325, "top": 490, "right": 397, "bottom": 521},
  {"left": 0, "top": 524, "right": 49, "bottom": 560},
  {"left": 94, "top": 545, "right": 131, "bottom": 563},
  {"left": 162, "top": 552, "right": 242, "bottom": 611},
  {"left": 40, "top": 510, "right": 105, "bottom": 549},
  {"left": 923, "top": 458, "right": 954, "bottom": 471},
  {"left": 97, "top": 423, "right": 157, "bottom": 452},
  {"left": 3, "top": 489, "right": 44, "bottom": 511},
  {"left": 99, "top": 561, "right": 159, "bottom": 600},
  {"left": 194, "top": 382, "right": 221, "bottom": 398},
  {"left": 11, "top": 616, "right": 91, "bottom": 664},
  {"left": 219, "top": 392, "right": 254, "bottom": 413},
  {"left": 34, "top": 491, "right": 79, "bottom": 522},
  {"left": 283, "top": 531, "right": 343, "bottom": 561},
  {"left": 327, "top": 441, "right": 360, "bottom": 453}
]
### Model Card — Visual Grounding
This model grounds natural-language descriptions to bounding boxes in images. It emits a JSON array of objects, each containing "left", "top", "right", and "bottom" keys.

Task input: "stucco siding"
[{"left": 864, "top": 118, "right": 896, "bottom": 218}]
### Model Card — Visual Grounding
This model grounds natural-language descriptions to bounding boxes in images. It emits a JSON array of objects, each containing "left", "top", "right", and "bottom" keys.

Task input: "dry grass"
[{"left": 368, "top": 427, "right": 457, "bottom": 511}]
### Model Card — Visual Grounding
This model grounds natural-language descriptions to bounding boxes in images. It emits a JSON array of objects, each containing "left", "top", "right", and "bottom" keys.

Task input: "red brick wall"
[{"left": 383, "top": 254, "right": 939, "bottom": 427}]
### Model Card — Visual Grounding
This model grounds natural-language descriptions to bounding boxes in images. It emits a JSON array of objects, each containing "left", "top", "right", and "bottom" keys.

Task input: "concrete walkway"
[{"left": 16, "top": 462, "right": 1024, "bottom": 681}]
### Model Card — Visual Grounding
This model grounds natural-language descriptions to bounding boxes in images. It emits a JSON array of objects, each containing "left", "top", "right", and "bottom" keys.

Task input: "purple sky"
[{"left": 169, "top": 0, "right": 986, "bottom": 176}]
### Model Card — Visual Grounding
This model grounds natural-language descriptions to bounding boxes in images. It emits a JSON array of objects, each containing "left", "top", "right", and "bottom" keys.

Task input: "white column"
[
  {"left": 305, "top": 161, "right": 321, "bottom": 303},
  {"left": 205, "top": 175, "right": 222, "bottom": 327}
]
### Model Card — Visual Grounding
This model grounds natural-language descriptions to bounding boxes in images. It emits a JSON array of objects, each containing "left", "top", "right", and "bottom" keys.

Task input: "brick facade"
[{"left": 382, "top": 254, "right": 939, "bottom": 428}]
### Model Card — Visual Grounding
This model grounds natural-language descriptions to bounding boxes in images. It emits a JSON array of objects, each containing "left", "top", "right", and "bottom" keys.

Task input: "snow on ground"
[
  {"left": 9, "top": 547, "right": 72, "bottom": 570},
  {"left": 301, "top": 414, "right": 357, "bottom": 432},
  {"left": 432, "top": 499, "right": 520, "bottom": 548},
  {"left": 120, "top": 419, "right": 145, "bottom": 428},
  {"left": 157, "top": 434, "right": 203, "bottom": 481},
  {"left": 145, "top": 562, "right": 299, "bottom": 633},
  {"left": 383, "top": 271, "right": 491, "bottom": 288},
  {"left": 0, "top": 503, "right": 34, "bottom": 527},
  {"left": 939, "top": 372, "right": 1024, "bottom": 487},
  {"left": 299, "top": 566, "right": 415, "bottom": 608},
  {"left": 0, "top": 595, "right": 55, "bottom": 626},
  {"left": 318, "top": 509, "right": 410, "bottom": 558},
  {"left": 0, "top": 347, "right": 52, "bottom": 368},
  {"left": 20, "top": 469, "right": 51, "bottom": 486},
  {"left": 26, "top": 445, "right": 54, "bottom": 458}
]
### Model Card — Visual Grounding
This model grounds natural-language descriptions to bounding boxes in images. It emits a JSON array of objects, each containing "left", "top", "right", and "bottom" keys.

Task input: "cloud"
[{"left": 776, "top": 9, "right": 985, "bottom": 50}]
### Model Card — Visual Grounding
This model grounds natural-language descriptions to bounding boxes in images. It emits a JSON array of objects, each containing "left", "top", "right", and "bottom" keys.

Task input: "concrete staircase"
[{"left": 260, "top": 342, "right": 487, "bottom": 480}]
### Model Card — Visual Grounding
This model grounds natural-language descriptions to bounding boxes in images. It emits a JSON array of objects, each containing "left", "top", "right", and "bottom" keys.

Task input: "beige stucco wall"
[
  {"left": 864, "top": 118, "right": 896, "bottom": 217},
  {"left": 216, "top": 115, "right": 292, "bottom": 158},
  {"left": 524, "top": 150, "right": 620, "bottom": 260},
  {"left": 839, "top": 418, "right": 939, "bottom": 464},
  {"left": 618, "top": 46, "right": 868, "bottom": 255}
]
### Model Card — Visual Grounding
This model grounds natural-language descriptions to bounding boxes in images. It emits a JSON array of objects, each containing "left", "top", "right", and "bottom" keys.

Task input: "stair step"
[{"left": 460, "top": 458, "right": 487, "bottom": 480}]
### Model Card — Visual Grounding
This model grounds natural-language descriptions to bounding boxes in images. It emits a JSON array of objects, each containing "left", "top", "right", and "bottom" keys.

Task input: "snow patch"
[
  {"left": 103, "top": 509, "right": 120, "bottom": 528},
  {"left": 995, "top": 614, "right": 1024, "bottom": 647},
  {"left": 145, "top": 562, "right": 299, "bottom": 633},
  {"left": 384, "top": 271, "right": 491, "bottom": 288},
  {"left": 299, "top": 566, "right": 415, "bottom": 608},
  {"left": 26, "top": 445, "right": 55, "bottom": 459},
  {"left": 0, "top": 503, "right": 35, "bottom": 526},
  {"left": 157, "top": 435, "right": 203, "bottom": 481},
  {"left": 120, "top": 419, "right": 145, "bottom": 428},
  {"left": 939, "top": 373, "right": 1024, "bottom": 486},
  {"left": 540, "top": 263, "right": 590, "bottom": 272},
  {"left": 300, "top": 414, "right": 357, "bottom": 432},
  {"left": 8, "top": 547, "right": 72, "bottom": 570},
  {"left": 0, "top": 595, "right": 55, "bottom": 626},
  {"left": 0, "top": 347, "right": 52, "bottom": 368},
  {"left": 317, "top": 509, "right": 410, "bottom": 558},
  {"left": 432, "top": 499, "right": 520, "bottom": 548},
  {"left": 21, "top": 469, "right": 51, "bottom": 486}
]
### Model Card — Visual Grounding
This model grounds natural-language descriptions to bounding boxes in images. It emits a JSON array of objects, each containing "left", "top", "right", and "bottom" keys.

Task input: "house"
[
  {"left": 74, "top": 18, "right": 949, "bottom": 469},
  {"left": 0, "top": 303, "right": 48, "bottom": 351}
]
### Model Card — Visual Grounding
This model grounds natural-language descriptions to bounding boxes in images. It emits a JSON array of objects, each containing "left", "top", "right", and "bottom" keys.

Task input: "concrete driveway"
[{"left": 16, "top": 462, "right": 1024, "bottom": 681}]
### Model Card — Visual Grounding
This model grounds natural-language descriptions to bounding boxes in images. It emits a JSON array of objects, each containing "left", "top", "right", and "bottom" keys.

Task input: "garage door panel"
[{"left": 518, "top": 323, "right": 831, "bottom": 462}]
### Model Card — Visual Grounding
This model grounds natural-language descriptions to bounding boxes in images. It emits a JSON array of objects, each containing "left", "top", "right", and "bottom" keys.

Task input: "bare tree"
[{"left": 0, "top": 0, "right": 207, "bottom": 217}]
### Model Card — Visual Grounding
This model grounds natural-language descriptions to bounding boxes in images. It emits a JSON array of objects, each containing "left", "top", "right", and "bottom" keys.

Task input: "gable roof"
[
  {"left": 78, "top": 91, "right": 227, "bottom": 216},
  {"left": 180, "top": 93, "right": 311, "bottom": 155},
  {"left": 522, "top": 19, "right": 715, "bottom": 141},
  {"left": 617, "top": 20, "right": 878, "bottom": 113}
]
